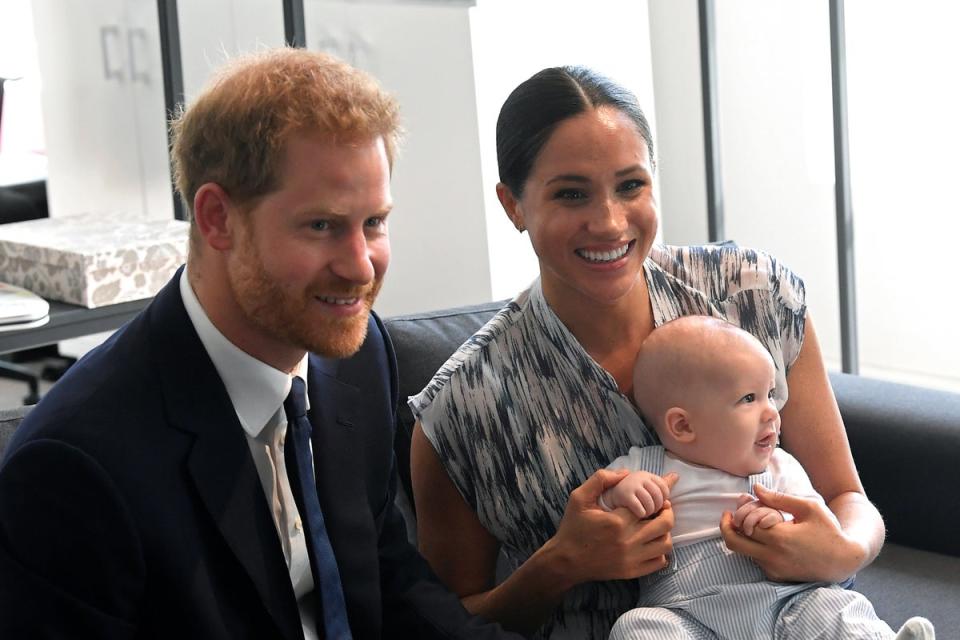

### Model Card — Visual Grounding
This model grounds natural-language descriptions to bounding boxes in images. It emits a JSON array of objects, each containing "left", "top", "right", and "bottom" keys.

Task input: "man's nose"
[{"left": 332, "top": 229, "right": 375, "bottom": 284}]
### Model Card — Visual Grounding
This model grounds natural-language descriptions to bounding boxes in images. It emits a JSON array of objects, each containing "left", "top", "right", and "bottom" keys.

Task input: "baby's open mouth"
[{"left": 755, "top": 432, "right": 778, "bottom": 448}]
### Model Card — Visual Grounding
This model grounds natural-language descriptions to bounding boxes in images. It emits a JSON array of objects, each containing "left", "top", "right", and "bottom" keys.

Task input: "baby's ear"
[{"left": 664, "top": 407, "right": 695, "bottom": 443}]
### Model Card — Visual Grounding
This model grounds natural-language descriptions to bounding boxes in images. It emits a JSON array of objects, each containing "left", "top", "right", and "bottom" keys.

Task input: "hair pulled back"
[{"left": 495, "top": 66, "right": 655, "bottom": 198}]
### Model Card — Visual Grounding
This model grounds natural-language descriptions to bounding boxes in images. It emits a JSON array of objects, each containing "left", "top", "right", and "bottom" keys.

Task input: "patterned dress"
[{"left": 410, "top": 244, "right": 807, "bottom": 639}]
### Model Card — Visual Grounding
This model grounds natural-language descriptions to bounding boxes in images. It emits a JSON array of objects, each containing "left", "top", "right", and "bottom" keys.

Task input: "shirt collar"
[{"left": 179, "top": 268, "right": 309, "bottom": 439}]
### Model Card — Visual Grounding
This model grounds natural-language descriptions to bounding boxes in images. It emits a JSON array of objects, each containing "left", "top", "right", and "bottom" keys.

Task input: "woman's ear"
[
  {"left": 496, "top": 182, "right": 525, "bottom": 233},
  {"left": 664, "top": 407, "right": 695, "bottom": 443},
  {"left": 193, "top": 183, "right": 235, "bottom": 252}
]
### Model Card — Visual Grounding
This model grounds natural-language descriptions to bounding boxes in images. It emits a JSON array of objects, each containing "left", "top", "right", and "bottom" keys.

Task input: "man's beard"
[{"left": 227, "top": 235, "right": 381, "bottom": 359}]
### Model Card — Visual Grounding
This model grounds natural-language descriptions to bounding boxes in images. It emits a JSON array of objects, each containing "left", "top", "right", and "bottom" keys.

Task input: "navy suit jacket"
[{"left": 0, "top": 270, "right": 516, "bottom": 639}]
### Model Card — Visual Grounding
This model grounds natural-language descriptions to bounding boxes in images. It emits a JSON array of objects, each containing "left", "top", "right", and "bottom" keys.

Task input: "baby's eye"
[
  {"left": 768, "top": 388, "right": 776, "bottom": 400},
  {"left": 740, "top": 393, "right": 756, "bottom": 403}
]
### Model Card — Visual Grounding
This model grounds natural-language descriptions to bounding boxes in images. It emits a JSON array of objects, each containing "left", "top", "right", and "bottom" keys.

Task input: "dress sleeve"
[{"left": 764, "top": 250, "right": 807, "bottom": 373}]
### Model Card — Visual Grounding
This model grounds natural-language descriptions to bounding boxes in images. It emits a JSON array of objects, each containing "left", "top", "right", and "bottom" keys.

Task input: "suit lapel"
[
  {"left": 149, "top": 271, "right": 303, "bottom": 640},
  {"left": 307, "top": 356, "right": 379, "bottom": 626},
  {"left": 307, "top": 354, "right": 364, "bottom": 520}
]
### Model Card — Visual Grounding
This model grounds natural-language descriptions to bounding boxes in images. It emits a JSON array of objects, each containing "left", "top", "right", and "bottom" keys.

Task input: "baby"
[{"left": 601, "top": 315, "right": 934, "bottom": 640}]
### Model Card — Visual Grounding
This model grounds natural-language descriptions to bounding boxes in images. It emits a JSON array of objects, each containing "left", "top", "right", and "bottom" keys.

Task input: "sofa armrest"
[{"left": 829, "top": 372, "right": 960, "bottom": 557}]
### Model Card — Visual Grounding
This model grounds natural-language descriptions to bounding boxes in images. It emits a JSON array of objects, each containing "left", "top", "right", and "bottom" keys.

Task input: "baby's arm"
[{"left": 599, "top": 470, "right": 674, "bottom": 520}]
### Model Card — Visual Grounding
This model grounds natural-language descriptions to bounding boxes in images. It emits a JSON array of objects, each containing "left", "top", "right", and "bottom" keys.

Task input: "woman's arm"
[
  {"left": 720, "top": 312, "right": 885, "bottom": 582},
  {"left": 411, "top": 422, "right": 674, "bottom": 635}
]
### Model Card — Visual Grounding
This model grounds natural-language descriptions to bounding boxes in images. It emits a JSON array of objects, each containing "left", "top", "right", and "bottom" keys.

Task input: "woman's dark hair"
[{"left": 496, "top": 66, "right": 655, "bottom": 197}]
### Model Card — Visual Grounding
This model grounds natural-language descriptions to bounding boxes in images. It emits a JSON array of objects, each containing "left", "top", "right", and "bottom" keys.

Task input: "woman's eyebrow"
[
  {"left": 616, "top": 164, "right": 649, "bottom": 177},
  {"left": 545, "top": 165, "right": 649, "bottom": 185},
  {"left": 545, "top": 174, "right": 589, "bottom": 186}
]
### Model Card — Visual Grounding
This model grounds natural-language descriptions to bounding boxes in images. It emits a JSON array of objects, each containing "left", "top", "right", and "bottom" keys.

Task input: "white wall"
[{"left": 844, "top": 0, "right": 960, "bottom": 391}]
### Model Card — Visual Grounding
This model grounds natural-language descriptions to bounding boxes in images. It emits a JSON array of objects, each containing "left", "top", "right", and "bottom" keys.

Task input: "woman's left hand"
[{"left": 719, "top": 484, "right": 868, "bottom": 583}]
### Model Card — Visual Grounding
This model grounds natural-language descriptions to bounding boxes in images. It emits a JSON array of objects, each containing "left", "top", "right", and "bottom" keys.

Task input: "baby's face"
[{"left": 685, "top": 346, "right": 781, "bottom": 477}]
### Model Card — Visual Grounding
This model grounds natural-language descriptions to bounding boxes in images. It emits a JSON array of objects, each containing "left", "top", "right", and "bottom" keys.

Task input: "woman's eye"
[
  {"left": 618, "top": 179, "right": 645, "bottom": 193},
  {"left": 365, "top": 216, "right": 385, "bottom": 228},
  {"left": 554, "top": 188, "right": 587, "bottom": 201}
]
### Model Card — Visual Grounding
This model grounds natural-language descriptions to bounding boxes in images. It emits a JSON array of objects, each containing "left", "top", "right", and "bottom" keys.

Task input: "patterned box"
[{"left": 0, "top": 213, "right": 188, "bottom": 308}]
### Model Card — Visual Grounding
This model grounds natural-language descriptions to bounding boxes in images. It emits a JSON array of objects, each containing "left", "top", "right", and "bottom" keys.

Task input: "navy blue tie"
[{"left": 284, "top": 377, "right": 352, "bottom": 639}]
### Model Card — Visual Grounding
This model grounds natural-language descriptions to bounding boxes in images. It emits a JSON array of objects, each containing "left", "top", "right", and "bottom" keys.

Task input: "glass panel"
[{"left": 846, "top": 0, "right": 960, "bottom": 391}]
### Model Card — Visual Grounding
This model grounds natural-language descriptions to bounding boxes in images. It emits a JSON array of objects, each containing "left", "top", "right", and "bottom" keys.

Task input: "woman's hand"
[
  {"left": 720, "top": 484, "right": 867, "bottom": 583},
  {"left": 543, "top": 469, "right": 676, "bottom": 589}
]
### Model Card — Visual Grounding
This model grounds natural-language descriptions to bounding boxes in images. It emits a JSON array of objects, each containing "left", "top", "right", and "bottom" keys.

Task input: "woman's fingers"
[{"left": 573, "top": 468, "right": 630, "bottom": 507}]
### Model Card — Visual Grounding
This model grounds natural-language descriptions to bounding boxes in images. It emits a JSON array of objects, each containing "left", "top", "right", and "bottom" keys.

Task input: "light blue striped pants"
[{"left": 608, "top": 537, "right": 896, "bottom": 639}]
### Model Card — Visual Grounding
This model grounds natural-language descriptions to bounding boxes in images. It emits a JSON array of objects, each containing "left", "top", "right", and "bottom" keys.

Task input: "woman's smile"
[{"left": 575, "top": 239, "right": 635, "bottom": 264}]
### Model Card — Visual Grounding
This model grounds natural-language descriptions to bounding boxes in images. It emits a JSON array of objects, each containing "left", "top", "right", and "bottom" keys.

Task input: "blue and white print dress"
[{"left": 410, "top": 244, "right": 807, "bottom": 639}]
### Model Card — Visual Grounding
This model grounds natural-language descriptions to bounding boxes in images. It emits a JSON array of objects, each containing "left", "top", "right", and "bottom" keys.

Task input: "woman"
[{"left": 409, "top": 66, "right": 883, "bottom": 639}]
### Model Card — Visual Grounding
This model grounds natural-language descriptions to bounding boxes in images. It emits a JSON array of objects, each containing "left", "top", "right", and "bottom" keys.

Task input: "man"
[{"left": 0, "top": 48, "right": 518, "bottom": 639}]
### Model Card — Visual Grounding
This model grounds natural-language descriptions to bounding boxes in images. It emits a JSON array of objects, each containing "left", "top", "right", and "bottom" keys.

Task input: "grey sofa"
[{"left": 383, "top": 301, "right": 960, "bottom": 634}]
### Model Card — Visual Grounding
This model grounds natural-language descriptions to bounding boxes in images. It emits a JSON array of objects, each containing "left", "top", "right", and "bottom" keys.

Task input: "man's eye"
[
  {"left": 554, "top": 189, "right": 586, "bottom": 201},
  {"left": 310, "top": 220, "right": 329, "bottom": 231},
  {"left": 365, "top": 217, "right": 385, "bottom": 228}
]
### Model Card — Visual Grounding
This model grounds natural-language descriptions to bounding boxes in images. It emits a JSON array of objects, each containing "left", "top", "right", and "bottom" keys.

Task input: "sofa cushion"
[
  {"left": 834, "top": 372, "right": 960, "bottom": 556},
  {"left": 383, "top": 300, "right": 506, "bottom": 507},
  {"left": 854, "top": 542, "right": 960, "bottom": 631}
]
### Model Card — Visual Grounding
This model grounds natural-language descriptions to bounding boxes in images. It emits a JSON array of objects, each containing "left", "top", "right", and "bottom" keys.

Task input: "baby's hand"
[
  {"left": 732, "top": 493, "right": 786, "bottom": 537},
  {"left": 599, "top": 470, "right": 677, "bottom": 521}
]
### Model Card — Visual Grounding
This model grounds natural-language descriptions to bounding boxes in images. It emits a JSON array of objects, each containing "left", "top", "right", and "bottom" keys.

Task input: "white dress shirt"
[{"left": 180, "top": 270, "right": 319, "bottom": 640}]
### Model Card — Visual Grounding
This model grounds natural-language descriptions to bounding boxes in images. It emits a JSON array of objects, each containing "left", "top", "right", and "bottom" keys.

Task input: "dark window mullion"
[
  {"left": 699, "top": 0, "right": 724, "bottom": 243},
  {"left": 283, "top": 0, "right": 306, "bottom": 48},
  {"left": 830, "top": 0, "right": 859, "bottom": 374},
  {"left": 157, "top": 0, "right": 185, "bottom": 221}
]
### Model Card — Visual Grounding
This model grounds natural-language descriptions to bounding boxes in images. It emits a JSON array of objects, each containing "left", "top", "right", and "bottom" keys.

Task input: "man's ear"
[
  {"left": 496, "top": 182, "right": 526, "bottom": 232},
  {"left": 664, "top": 407, "right": 696, "bottom": 443},
  {"left": 193, "top": 183, "right": 235, "bottom": 252}
]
